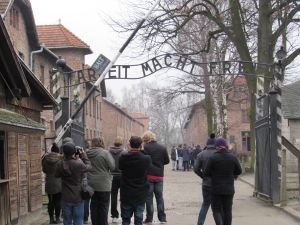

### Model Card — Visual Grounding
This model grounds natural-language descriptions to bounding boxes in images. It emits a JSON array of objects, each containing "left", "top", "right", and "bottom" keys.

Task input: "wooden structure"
[{"left": 0, "top": 16, "right": 56, "bottom": 225}]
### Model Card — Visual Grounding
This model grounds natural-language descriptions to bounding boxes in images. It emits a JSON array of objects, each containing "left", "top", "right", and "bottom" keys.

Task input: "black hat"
[
  {"left": 51, "top": 143, "right": 59, "bottom": 153},
  {"left": 63, "top": 142, "right": 76, "bottom": 156}
]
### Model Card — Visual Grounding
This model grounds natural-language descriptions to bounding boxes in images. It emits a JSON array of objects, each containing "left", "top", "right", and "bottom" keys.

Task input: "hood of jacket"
[
  {"left": 43, "top": 152, "right": 62, "bottom": 166},
  {"left": 109, "top": 146, "right": 123, "bottom": 155},
  {"left": 86, "top": 147, "right": 102, "bottom": 159}
]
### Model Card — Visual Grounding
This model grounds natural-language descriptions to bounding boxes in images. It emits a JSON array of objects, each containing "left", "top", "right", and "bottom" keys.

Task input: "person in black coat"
[
  {"left": 142, "top": 131, "right": 169, "bottom": 224},
  {"left": 119, "top": 136, "right": 151, "bottom": 225},
  {"left": 204, "top": 137, "right": 242, "bottom": 225}
]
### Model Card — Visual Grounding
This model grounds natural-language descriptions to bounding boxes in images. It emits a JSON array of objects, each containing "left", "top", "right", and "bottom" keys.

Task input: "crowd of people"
[
  {"left": 170, "top": 143, "right": 202, "bottom": 171},
  {"left": 42, "top": 131, "right": 241, "bottom": 225},
  {"left": 42, "top": 131, "right": 169, "bottom": 225}
]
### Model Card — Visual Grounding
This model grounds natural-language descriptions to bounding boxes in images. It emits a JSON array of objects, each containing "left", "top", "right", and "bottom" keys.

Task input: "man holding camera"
[{"left": 55, "top": 138, "right": 91, "bottom": 225}]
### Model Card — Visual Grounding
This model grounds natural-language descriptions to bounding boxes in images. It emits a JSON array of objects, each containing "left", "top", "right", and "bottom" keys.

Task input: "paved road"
[
  {"left": 163, "top": 168, "right": 299, "bottom": 225},
  {"left": 31, "top": 166, "right": 299, "bottom": 225}
]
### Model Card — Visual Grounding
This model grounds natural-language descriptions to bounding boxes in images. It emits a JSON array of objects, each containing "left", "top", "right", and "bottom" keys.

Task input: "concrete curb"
[
  {"left": 274, "top": 204, "right": 300, "bottom": 223},
  {"left": 239, "top": 175, "right": 300, "bottom": 223}
]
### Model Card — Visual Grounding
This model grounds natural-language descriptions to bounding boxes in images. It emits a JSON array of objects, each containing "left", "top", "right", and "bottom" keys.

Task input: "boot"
[
  {"left": 49, "top": 216, "right": 56, "bottom": 224},
  {"left": 55, "top": 217, "right": 62, "bottom": 224}
]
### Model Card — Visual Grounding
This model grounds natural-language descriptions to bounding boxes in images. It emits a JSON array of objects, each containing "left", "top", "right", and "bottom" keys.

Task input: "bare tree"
[{"left": 111, "top": 0, "right": 300, "bottom": 170}]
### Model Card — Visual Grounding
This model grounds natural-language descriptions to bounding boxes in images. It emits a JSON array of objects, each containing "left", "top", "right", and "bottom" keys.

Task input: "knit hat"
[
  {"left": 62, "top": 137, "right": 74, "bottom": 145},
  {"left": 51, "top": 143, "right": 60, "bottom": 153},
  {"left": 206, "top": 133, "right": 216, "bottom": 146},
  {"left": 62, "top": 142, "right": 76, "bottom": 156},
  {"left": 215, "top": 137, "right": 228, "bottom": 149},
  {"left": 206, "top": 138, "right": 216, "bottom": 146}
]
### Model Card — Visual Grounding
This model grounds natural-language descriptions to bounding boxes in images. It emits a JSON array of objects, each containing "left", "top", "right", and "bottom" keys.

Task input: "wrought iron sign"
[{"left": 69, "top": 54, "right": 273, "bottom": 83}]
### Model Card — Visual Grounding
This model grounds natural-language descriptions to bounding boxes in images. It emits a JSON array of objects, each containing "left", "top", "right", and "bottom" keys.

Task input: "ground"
[{"left": 30, "top": 165, "right": 300, "bottom": 225}]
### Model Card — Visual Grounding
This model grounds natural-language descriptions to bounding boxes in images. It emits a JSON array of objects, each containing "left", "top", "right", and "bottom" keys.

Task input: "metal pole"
[{"left": 52, "top": 0, "right": 161, "bottom": 146}]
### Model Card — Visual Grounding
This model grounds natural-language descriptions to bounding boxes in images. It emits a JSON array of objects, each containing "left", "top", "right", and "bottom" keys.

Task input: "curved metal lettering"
[{"left": 68, "top": 54, "right": 273, "bottom": 82}]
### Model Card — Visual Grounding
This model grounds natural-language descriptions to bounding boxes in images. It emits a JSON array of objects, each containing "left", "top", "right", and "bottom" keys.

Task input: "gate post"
[{"left": 269, "top": 63, "right": 283, "bottom": 204}]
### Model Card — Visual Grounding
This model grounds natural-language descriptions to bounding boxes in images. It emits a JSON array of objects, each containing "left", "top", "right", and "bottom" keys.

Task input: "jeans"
[
  {"left": 121, "top": 202, "right": 145, "bottom": 225},
  {"left": 183, "top": 161, "right": 189, "bottom": 171},
  {"left": 197, "top": 186, "right": 212, "bottom": 225},
  {"left": 145, "top": 181, "right": 166, "bottom": 222},
  {"left": 178, "top": 157, "right": 183, "bottom": 170},
  {"left": 62, "top": 202, "right": 84, "bottom": 225},
  {"left": 84, "top": 199, "right": 90, "bottom": 222},
  {"left": 48, "top": 193, "right": 62, "bottom": 219},
  {"left": 90, "top": 191, "right": 110, "bottom": 225},
  {"left": 171, "top": 160, "right": 177, "bottom": 170},
  {"left": 111, "top": 176, "right": 121, "bottom": 218},
  {"left": 211, "top": 194, "right": 234, "bottom": 225}
]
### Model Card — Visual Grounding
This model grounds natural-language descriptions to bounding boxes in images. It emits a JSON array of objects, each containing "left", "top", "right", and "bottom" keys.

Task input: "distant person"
[
  {"left": 204, "top": 137, "right": 242, "bottom": 225},
  {"left": 170, "top": 146, "right": 178, "bottom": 171},
  {"left": 182, "top": 144, "right": 190, "bottom": 171},
  {"left": 42, "top": 143, "right": 63, "bottom": 224},
  {"left": 142, "top": 131, "right": 169, "bottom": 224},
  {"left": 177, "top": 144, "right": 183, "bottom": 170},
  {"left": 192, "top": 144, "right": 202, "bottom": 166},
  {"left": 193, "top": 135, "right": 216, "bottom": 225},
  {"left": 119, "top": 136, "right": 151, "bottom": 225},
  {"left": 55, "top": 138, "right": 91, "bottom": 225},
  {"left": 87, "top": 137, "right": 115, "bottom": 225},
  {"left": 109, "top": 136, "right": 125, "bottom": 223}
]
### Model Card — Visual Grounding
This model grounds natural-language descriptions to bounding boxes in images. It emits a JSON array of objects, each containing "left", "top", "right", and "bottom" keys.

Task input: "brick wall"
[{"left": 101, "top": 100, "right": 145, "bottom": 148}]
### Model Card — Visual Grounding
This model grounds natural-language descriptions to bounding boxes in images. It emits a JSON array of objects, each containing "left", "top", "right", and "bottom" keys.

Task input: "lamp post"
[{"left": 56, "top": 56, "right": 71, "bottom": 119}]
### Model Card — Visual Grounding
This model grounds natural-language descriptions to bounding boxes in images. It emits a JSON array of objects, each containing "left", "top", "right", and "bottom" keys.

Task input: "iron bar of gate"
[{"left": 51, "top": 0, "right": 161, "bottom": 150}]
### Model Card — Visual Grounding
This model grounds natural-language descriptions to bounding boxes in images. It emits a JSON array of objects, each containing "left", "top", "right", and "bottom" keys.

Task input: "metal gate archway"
[{"left": 255, "top": 93, "right": 281, "bottom": 203}]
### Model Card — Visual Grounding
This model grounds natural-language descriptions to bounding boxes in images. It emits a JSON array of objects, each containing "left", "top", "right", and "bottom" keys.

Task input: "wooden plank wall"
[
  {"left": 28, "top": 134, "right": 42, "bottom": 212},
  {"left": 7, "top": 131, "right": 43, "bottom": 223},
  {"left": 8, "top": 131, "right": 19, "bottom": 221}
]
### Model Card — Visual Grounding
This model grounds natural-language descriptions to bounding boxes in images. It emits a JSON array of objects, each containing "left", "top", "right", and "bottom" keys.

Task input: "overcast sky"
[{"left": 30, "top": 0, "right": 148, "bottom": 100}]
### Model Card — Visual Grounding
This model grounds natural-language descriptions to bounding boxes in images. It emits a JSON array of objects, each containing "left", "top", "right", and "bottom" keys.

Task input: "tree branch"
[{"left": 282, "top": 47, "right": 300, "bottom": 67}]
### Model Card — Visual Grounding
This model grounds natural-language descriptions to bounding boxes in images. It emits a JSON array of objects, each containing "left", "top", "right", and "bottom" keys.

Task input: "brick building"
[
  {"left": 101, "top": 99, "right": 147, "bottom": 148},
  {"left": 184, "top": 76, "right": 251, "bottom": 154},
  {"left": 0, "top": 14, "right": 56, "bottom": 225},
  {"left": 35, "top": 24, "right": 106, "bottom": 147}
]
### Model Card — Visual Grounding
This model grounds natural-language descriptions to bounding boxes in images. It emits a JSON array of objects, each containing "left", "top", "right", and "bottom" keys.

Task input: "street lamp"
[{"left": 56, "top": 56, "right": 71, "bottom": 118}]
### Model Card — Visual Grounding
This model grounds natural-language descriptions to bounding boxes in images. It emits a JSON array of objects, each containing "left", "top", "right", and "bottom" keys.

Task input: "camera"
[{"left": 75, "top": 146, "right": 83, "bottom": 155}]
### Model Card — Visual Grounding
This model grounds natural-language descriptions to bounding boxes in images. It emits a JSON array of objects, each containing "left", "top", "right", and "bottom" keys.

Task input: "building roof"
[
  {"left": 19, "top": 58, "right": 57, "bottom": 108},
  {"left": 184, "top": 100, "right": 206, "bottom": 129},
  {"left": 36, "top": 24, "right": 92, "bottom": 54},
  {"left": 0, "top": 15, "right": 31, "bottom": 97},
  {"left": 103, "top": 99, "right": 144, "bottom": 127},
  {"left": 1, "top": 0, "right": 40, "bottom": 49},
  {"left": 0, "top": 108, "right": 45, "bottom": 130},
  {"left": 282, "top": 80, "right": 300, "bottom": 119}
]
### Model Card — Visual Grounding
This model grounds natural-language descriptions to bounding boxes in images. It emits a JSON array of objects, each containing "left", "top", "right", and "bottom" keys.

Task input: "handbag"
[{"left": 81, "top": 175, "right": 94, "bottom": 200}]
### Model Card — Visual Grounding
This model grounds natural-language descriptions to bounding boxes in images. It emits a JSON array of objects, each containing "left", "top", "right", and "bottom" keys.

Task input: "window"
[
  {"left": 241, "top": 131, "right": 251, "bottom": 152},
  {"left": 9, "top": 7, "right": 19, "bottom": 29},
  {"left": 50, "top": 120, "right": 54, "bottom": 132},
  {"left": 40, "top": 65, "right": 45, "bottom": 84}
]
